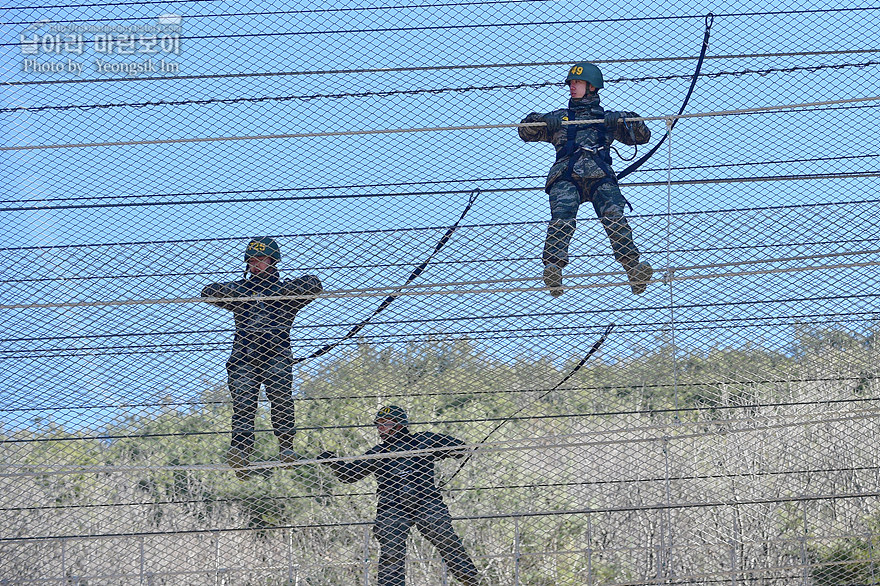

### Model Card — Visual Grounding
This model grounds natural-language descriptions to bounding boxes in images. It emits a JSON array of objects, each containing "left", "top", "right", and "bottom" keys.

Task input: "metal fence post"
[
  {"left": 139, "top": 535, "right": 145, "bottom": 586},
  {"left": 287, "top": 528, "right": 294, "bottom": 585},
  {"left": 513, "top": 516, "right": 521, "bottom": 586},
  {"left": 586, "top": 514, "right": 593, "bottom": 586},
  {"left": 363, "top": 525, "right": 372, "bottom": 586}
]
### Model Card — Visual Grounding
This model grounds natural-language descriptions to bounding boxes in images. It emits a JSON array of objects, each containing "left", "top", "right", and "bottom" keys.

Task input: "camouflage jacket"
[
  {"left": 202, "top": 270, "right": 322, "bottom": 361},
  {"left": 519, "top": 96, "right": 651, "bottom": 191}
]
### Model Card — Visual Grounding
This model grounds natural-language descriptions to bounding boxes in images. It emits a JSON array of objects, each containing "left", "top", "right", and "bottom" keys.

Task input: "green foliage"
[{"left": 11, "top": 324, "right": 880, "bottom": 583}]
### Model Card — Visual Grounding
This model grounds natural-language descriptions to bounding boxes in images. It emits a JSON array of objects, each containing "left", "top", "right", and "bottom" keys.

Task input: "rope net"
[{"left": 2, "top": 2, "right": 880, "bottom": 584}]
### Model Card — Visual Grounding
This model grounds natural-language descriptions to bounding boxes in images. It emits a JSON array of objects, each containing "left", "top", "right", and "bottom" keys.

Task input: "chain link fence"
[{"left": 2, "top": 2, "right": 880, "bottom": 584}]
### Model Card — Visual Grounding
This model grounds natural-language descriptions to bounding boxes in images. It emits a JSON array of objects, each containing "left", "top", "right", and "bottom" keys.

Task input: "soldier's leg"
[
  {"left": 226, "top": 359, "right": 260, "bottom": 475},
  {"left": 416, "top": 506, "right": 479, "bottom": 586},
  {"left": 592, "top": 182, "right": 653, "bottom": 295},
  {"left": 542, "top": 181, "right": 581, "bottom": 297},
  {"left": 374, "top": 511, "right": 412, "bottom": 586},
  {"left": 263, "top": 353, "right": 296, "bottom": 462}
]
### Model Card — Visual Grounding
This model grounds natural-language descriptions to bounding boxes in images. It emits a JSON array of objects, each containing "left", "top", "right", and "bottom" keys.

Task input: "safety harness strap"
[
  {"left": 616, "top": 13, "right": 714, "bottom": 182},
  {"left": 292, "top": 190, "right": 480, "bottom": 364}
]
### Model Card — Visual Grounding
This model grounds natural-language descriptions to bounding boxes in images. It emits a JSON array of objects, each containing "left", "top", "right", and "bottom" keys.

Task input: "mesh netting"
[{"left": 2, "top": 2, "right": 880, "bottom": 584}]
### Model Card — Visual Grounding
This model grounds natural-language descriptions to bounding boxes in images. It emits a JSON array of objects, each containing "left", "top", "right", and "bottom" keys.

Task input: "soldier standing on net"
[
  {"left": 519, "top": 62, "right": 654, "bottom": 297},
  {"left": 318, "top": 405, "right": 480, "bottom": 586},
  {"left": 202, "top": 237, "right": 323, "bottom": 479}
]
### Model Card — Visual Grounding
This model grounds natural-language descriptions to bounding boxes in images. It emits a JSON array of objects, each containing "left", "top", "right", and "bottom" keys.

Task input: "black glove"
[
  {"left": 522, "top": 112, "right": 543, "bottom": 123},
  {"left": 604, "top": 111, "right": 622, "bottom": 127},
  {"left": 543, "top": 113, "right": 563, "bottom": 134}
]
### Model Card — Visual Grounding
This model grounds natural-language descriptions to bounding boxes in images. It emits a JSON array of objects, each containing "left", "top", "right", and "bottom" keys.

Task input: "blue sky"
[{"left": 1, "top": 1, "right": 879, "bottom": 431}]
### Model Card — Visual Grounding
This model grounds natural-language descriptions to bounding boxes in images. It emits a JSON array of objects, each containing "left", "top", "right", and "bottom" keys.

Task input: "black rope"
[
  {"left": 617, "top": 13, "right": 714, "bottom": 181},
  {"left": 441, "top": 323, "right": 614, "bottom": 487},
  {"left": 291, "top": 189, "right": 480, "bottom": 364}
]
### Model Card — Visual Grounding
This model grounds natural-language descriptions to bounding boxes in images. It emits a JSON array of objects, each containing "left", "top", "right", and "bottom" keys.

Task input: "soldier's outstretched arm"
[
  {"left": 608, "top": 111, "right": 652, "bottom": 146},
  {"left": 283, "top": 274, "right": 323, "bottom": 311},
  {"left": 201, "top": 281, "right": 241, "bottom": 311},
  {"left": 316, "top": 449, "right": 377, "bottom": 483},
  {"left": 432, "top": 433, "right": 471, "bottom": 459}
]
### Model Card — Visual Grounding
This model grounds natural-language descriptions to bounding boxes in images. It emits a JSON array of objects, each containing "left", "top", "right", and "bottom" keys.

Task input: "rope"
[
  {"left": 6, "top": 95, "right": 880, "bottom": 152},
  {"left": 7, "top": 402, "right": 879, "bottom": 477},
  {"left": 291, "top": 189, "right": 479, "bottom": 364},
  {"left": 440, "top": 324, "right": 614, "bottom": 487},
  {"left": 617, "top": 13, "right": 713, "bottom": 181},
  {"left": 3, "top": 250, "right": 877, "bottom": 311}
]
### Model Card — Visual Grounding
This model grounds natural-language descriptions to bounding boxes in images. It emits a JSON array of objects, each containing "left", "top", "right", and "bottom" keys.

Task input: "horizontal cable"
[
  {"left": 2, "top": 0, "right": 555, "bottom": 24},
  {"left": 9, "top": 5, "right": 877, "bottom": 25},
  {"left": 6, "top": 49, "right": 879, "bottom": 88},
  {"left": 3, "top": 311, "right": 873, "bottom": 357},
  {"left": 3, "top": 314, "right": 876, "bottom": 360},
  {"left": 4, "top": 95, "right": 880, "bottom": 152},
  {"left": 4, "top": 197, "right": 876, "bottom": 252},
  {"left": 2, "top": 248, "right": 877, "bottom": 310},
  {"left": 7, "top": 60, "right": 879, "bottom": 113},
  {"left": 5, "top": 394, "right": 879, "bottom": 445},
  {"left": 0, "top": 373, "right": 873, "bottom": 414},
  {"left": 3, "top": 150, "right": 879, "bottom": 208},
  {"left": 4, "top": 462, "right": 877, "bottom": 514}
]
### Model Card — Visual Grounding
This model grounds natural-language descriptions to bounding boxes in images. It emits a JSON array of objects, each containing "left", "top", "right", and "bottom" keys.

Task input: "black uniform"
[
  {"left": 321, "top": 430, "right": 479, "bottom": 586},
  {"left": 202, "top": 268, "right": 322, "bottom": 454}
]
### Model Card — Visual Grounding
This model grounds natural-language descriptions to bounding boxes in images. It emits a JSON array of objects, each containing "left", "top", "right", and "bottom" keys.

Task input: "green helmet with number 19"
[{"left": 565, "top": 62, "right": 604, "bottom": 89}]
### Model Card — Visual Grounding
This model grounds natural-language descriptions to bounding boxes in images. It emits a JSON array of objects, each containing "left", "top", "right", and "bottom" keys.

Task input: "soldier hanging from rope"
[
  {"left": 201, "top": 237, "right": 323, "bottom": 479},
  {"left": 317, "top": 406, "right": 480, "bottom": 586},
  {"left": 520, "top": 62, "right": 654, "bottom": 297}
]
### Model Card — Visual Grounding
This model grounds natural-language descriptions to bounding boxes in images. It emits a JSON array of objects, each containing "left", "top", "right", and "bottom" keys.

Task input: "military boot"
[
  {"left": 226, "top": 446, "right": 252, "bottom": 480},
  {"left": 542, "top": 264, "right": 564, "bottom": 298},
  {"left": 622, "top": 258, "right": 653, "bottom": 295}
]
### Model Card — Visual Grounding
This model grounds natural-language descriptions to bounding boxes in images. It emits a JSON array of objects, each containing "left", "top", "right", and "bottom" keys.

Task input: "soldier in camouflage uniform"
[
  {"left": 318, "top": 406, "right": 479, "bottom": 586},
  {"left": 520, "top": 62, "right": 654, "bottom": 297},
  {"left": 202, "top": 237, "right": 322, "bottom": 478}
]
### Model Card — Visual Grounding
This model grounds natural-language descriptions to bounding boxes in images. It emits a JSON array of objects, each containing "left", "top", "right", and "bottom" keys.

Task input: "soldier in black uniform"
[
  {"left": 318, "top": 406, "right": 479, "bottom": 586},
  {"left": 202, "top": 237, "right": 322, "bottom": 478},
  {"left": 520, "top": 61, "right": 654, "bottom": 297}
]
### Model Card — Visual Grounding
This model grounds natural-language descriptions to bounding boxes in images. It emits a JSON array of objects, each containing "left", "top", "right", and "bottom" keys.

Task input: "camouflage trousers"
[
  {"left": 374, "top": 501, "right": 479, "bottom": 586},
  {"left": 543, "top": 178, "right": 640, "bottom": 268},
  {"left": 226, "top": 353, "right": 295, "bottom": 453}
]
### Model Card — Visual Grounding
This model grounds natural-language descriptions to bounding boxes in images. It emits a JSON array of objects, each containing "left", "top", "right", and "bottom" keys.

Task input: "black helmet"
[
  {"left": 244, "top": 237, "right": 281, "bottom": 262},
  {"left": 374, "top": 405, "right": 408, "bottom": 427}
]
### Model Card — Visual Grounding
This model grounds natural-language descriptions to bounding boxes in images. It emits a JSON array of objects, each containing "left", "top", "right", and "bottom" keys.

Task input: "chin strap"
[
  {"left": 616, "top": 13, "right": 714, "bottom": 182},
  {"left": 441, "top": 324, "right": 615, "bottom": 489}
]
